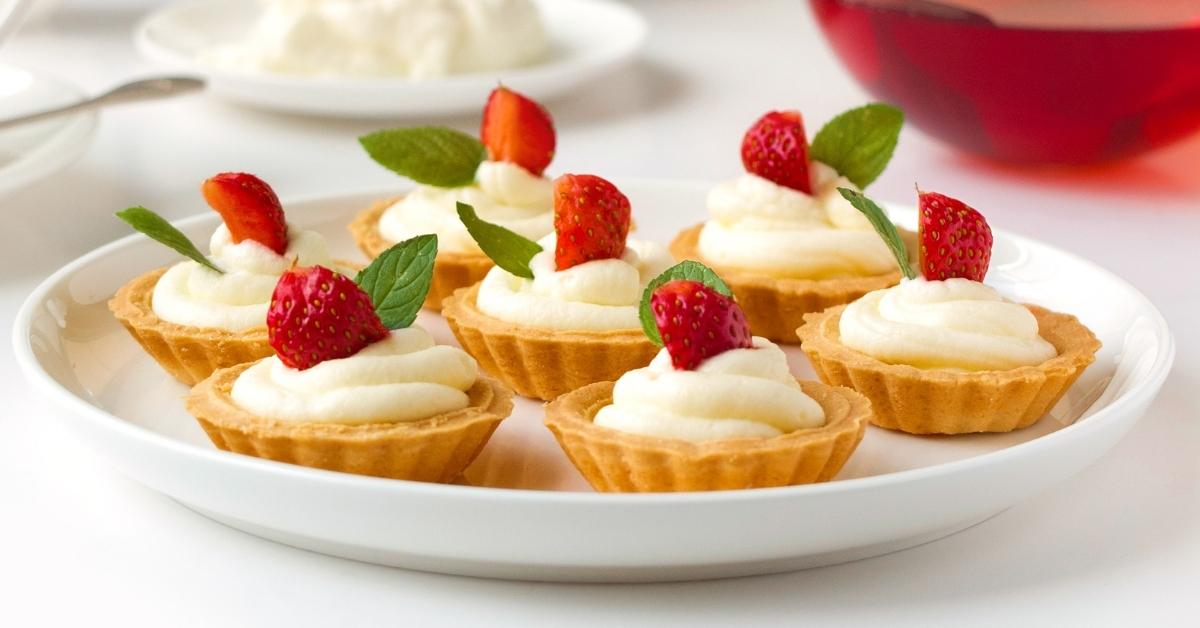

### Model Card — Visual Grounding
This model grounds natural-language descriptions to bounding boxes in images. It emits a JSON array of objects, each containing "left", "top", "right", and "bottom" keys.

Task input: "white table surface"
[{"left": 2, "top": 1, "right": 1197, "bottom": 626}]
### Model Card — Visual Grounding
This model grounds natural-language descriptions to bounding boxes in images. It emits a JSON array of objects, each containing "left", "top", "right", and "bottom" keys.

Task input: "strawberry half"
[
  {"left": 651, "top": 280, "right": 753, "bottom": 371},
  {"left": 553, "top": 174, "right": 631, "bottom": 271},
  {"left": 202, "top": 172, "right": 289, "bottom": 255},
  {"left": 267, "top": 266, "right": 388, "bottom": 370},
  {"left": 918, "top": 191, "right": 993, "bottom": 282},
  {"left": 480, "top": 86, "right": 556, "bottom": 176},
  {"left": 741, "top": 110, "right": 813, "bottom": 194}
]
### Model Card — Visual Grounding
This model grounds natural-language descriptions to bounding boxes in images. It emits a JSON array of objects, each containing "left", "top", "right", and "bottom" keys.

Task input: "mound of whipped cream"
[
  {"left": 698, "top": 162, "right": 898, "bottom": 279},
  {"left": 152, "top": 224, "right": 335, "bottom": 332},
  {"left": 594, "top": 337, "right": 826, "bottom": 442},
  {"left": 231, "top": 325, "right": 479, "bottom": 424},
  {"left": 202, "top": 0, "right": 548, "bottom": 79},
  {"left": 839, "top": 278, "right": 1058, "bottom": 371}
]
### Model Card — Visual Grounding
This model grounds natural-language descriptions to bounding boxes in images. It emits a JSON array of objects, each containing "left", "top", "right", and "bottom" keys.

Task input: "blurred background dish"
[
  {"left": 135, "top": 0, "right": 648, "bottom": 118},
  {"left": 810, "top": 0, "right": 1200, "bottom": 164},
  {"left": 0, "top": 63, "right": 96, "bottom": 198}
]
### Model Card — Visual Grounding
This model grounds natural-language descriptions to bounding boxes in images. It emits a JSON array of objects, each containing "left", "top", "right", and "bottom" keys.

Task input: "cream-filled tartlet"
[
  {"left": 350, "top": 86, "right": 558, "bottom": 311},
  {"left": 670, "top": 104, "right": 910, "bottom": 342},
  {"left": 545, "top": 272, "right": 871, "bottom": 493},
  {"left": 798, "top": 189, "right": 1100, "bottom": 435},
  {"left": 187, "top": 238, "right": 514, "bottom": 482},
  {"left": 110, "top": 172, "right": 347, "bottom": 385},
  {"left": 201, "top": 0, "right": 547, "bottom": 79},
  {"left": 442, "top": 174, "right": 674, "bottom": 400}
]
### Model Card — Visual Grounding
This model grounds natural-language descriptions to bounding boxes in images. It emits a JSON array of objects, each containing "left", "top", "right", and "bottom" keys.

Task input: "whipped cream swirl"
[
  {"left": 698, "top": 162, "right": 898, "bottom": 279},
  {"left": 152, "top": 224, "right": 334, "bottom": 332},
  {"left": 201, "top": 0, "right": 547, "bottom": 79},
  {"left": 594, "top": 337, "right": 826, "bottom": 442},
  {"left": 839, "top": 278, "right": 1058, "bottom": 371},
  {"left": 379, "top": 160, "right": 553, "bottom": 254},
  {"left": 475, "top": 234, "right": 674, "bottom": 331},
  {"left": 231, "top": 326, "right": 479, "bottom": 424}
]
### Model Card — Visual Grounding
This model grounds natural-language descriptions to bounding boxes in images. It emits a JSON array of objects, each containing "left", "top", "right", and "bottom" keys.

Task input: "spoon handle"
[{"left": 0, "top": 76, "right": 206, "bottom": 130}]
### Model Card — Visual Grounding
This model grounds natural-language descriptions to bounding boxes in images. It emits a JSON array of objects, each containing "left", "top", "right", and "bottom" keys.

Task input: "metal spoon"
[{"left": 0, "top": 76, "right": 207, "bottom": 130}]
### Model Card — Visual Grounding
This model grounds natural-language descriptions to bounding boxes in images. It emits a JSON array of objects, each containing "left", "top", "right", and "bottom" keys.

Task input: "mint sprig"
[
  {"left": 837, "top": 188, "right": 917, "bottom": 280},
  {"left": 355, "top": 234, "right": 437, "bottom": 328},
  {"left": 115, "top": 206, "right": 223, "bottom": 274},
  {"left": 639, "top": 261, "right": 734, "bottom": 347},
  {"left": 359, "top": 126, "right": 486, "bottom": 188},
  {"left": 811, "top": 103, "right": 904, "bottom": 189},
  {"left": 456, "top": 202, "right": 542, "bottom": 280}
]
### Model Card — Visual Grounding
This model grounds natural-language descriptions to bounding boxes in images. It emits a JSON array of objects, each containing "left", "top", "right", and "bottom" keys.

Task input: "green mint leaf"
[
  {"left": 354, "top": 234, "right": 438, "bottom": 329},
  {"left": 359, "top": 126, "right": 486, "bottom": 188},
  {"left": 115, "top": 206, "right": 222, "bottom": 274},
  {"left": 456, "top": 202, "right": 542, "bottom": 280},
  {"left": 837, "top": 188, "right": 916, "bottom": 280},
  {"left": 639, "top": 261, "right": 734, "bottom": 347},
  {"left": 810, "top": 103, "right": 904, "bottom": 188}
]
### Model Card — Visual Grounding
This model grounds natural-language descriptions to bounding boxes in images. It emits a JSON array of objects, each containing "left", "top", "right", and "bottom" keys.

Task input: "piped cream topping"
[
  {"left": 475, "top": 234, "right": 674, "bottom": 331},
  {"left": 378, "top": 160, "right": 553, "bottom": 254},
  {"left": 593, "top": 337, "right": 826, "bottom": 442},
  {"left": 697, "top": 162, "right": 897, "bottom": 279},
  {"left": 230, "top": 326, "right": 479, "bottom": 424},
  {"left": 151, "top": 224, "right": 335, "bottom": 332},
  {"left": 838, "top": 277, "right": 1058, "bottom": 371}
]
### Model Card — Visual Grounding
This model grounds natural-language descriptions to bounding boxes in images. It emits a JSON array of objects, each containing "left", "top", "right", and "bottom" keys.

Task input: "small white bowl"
[
  {"left": 0, "top": 64, "right": 96, "bottom": 198},
  {"left": 134, "top": 0, "right": 647, "bottom": 118}
]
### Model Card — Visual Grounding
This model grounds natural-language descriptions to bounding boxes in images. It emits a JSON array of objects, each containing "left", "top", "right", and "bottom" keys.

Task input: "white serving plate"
[
  {"left": 13, "top": 181, "right": 1173, "bottom": 582},
  {"left": 0, "top": 64, "right": 97, "bottom": 198},
  {"left": 134, "top": 0, "right": 647, "bottom": 118}
]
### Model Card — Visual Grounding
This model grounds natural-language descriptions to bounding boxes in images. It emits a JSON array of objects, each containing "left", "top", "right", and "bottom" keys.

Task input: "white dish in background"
[
  {"left": 13, "top": 181, "right": 1173, "bottom": 582},
  {"left": 134, "top": 0, "right": 647, "bottom": 118},
  {"left": 0, "top": 64, "right": 96, "bottom": 197}
]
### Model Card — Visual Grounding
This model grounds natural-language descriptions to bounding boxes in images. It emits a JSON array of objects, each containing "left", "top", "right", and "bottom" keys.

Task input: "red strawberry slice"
[
  {"left": 741, "top": 110, "right": 813, "bottom": 194},
  {"left": 267, "top": 266, "right": 388, "bottom": 370},
  {"left": 651, "top": 280, "right": 753, "bottom": 371},
  {"left": 480, "top": 86, "right": 556, "bottom": 176},
  {"left": 202, "top": 172, "right": 289, "bottom": 255},
  {"left": 553, "top": 173, "right": 631, "bottom": 271},
  {"left": 918, "top": 191, "right": 993, "bottom": 282}
]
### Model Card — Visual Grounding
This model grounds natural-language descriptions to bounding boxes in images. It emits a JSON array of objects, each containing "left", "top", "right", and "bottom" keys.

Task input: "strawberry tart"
[
  {"left": 797, "top": 189, "right": 1101, "bottom": 434},
  {"left": 110, "top": 173, "right": 348, "bottom": 385},
  {"left": 440, "top": 174, "right": 675, "bottom": 400},
  {"left": 670, "top": 104, "right": 915, "bottom": 342},
  {"left": 544, "top": 265, "right": 871, "bottom": 492},
  {"left": 349, "top": 86, "right": 557, "bottom": 311},
  {"left": 186, "top": 236, "right": 514, "bottom": 481}
]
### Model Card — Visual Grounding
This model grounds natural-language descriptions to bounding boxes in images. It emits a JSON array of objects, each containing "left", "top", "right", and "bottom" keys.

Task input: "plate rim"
[
  {"left": 12, "top": 181, "right": 1177, "bottom": 505},
  {"left": 132, "top": 0, "right": 649, "bottom": 89}
]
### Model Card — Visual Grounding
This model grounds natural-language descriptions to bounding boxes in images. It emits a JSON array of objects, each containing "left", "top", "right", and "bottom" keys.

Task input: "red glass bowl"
[{"left": 810, "top": 0, "right": 1200, "bottom": 164}]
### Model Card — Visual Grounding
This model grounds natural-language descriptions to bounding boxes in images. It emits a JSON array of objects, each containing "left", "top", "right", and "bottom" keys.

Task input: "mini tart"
[
  {"left": 349, "top": 197, "right": 493, "bottom": 312},
  {"left": 187, "top": 361, "right": 515, "bottom": 482},
  {"left": 441, "top": 284, "right": 659, "bottom": 401},
  {"left": 669, "top": 223, "right": 915, "bottom": 344},
  {"left": 796, "top": 304, "right": 1101, "bottom": 435},
  {"left": 109, "top": 268, "right": 273, "bottom": 386},
  {"left": 544, "top": 380, "right": 871, "bottom": 492}
]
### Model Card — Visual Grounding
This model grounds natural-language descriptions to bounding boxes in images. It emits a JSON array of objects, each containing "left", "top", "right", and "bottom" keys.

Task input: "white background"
[{"left": 1, "top": 1, "right": 1197, "bottom": 626}]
